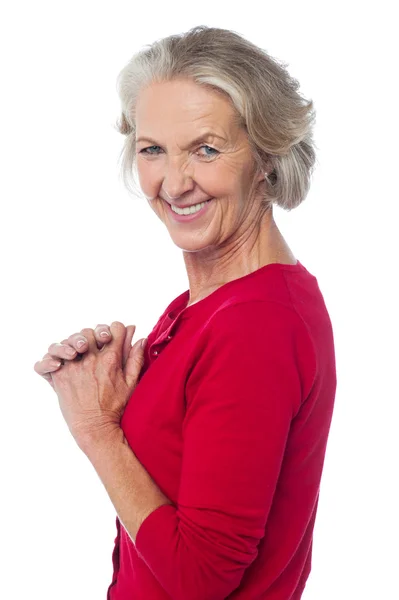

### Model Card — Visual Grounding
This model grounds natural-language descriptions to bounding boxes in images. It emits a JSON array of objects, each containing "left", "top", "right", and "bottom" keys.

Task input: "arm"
[
  {"left": 83, "top": 430, "right": 173, "bottom": 543},
  {"left": 86, "top": 302, "right": 305, "bottom": 600}
]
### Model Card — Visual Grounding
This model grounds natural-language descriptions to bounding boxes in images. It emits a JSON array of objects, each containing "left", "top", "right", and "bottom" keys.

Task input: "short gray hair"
[{"left": 115, "top": 25, "right": 317, "bottom": 211}]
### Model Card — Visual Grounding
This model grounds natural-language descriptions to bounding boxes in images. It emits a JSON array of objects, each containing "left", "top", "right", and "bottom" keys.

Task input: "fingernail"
[
  {"left": 100, "top": 331, "right": 110, "bottom": 338},
  {"left": 141, "top": 338, "right": 147, "bottom": 349},
  {"left": 50, "top": 361, "right": 62, "bottom": 368},
  {"left": 65, "top": 347, "right": 76, "bottom": 356},
  {"left": 77, "top": 339, "right": 86, "bottom": 348}
]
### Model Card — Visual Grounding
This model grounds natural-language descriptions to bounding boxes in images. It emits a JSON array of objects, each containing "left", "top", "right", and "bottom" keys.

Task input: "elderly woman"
[{"left": 34, "top": 26, "right": 336, "bottom": 600}]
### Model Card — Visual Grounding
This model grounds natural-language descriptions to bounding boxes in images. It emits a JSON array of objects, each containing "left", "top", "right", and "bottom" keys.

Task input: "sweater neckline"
[{"left": 166, "top": 259, "right": 305, "bottom": 322}]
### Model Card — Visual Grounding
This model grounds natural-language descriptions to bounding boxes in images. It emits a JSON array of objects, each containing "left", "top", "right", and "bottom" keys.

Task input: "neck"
[{"left": 183, "top": 208, "right": 296, "bottom": 307}]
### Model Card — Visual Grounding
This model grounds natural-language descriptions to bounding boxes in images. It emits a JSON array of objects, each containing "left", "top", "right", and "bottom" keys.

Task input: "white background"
[{"left": 1, "top": 1, "right": 398, "bottom": 598}]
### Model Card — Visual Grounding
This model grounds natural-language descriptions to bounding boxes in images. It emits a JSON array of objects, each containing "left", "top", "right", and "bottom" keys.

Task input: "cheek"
[
  {"left": 197, "top": 168, "right": 232, "bottom": 197},
  {"left": 136, "top": 161, "right": 153, "bottom": 191},
  {"left": 137, "top": 159, "right": 239, "bottom": 201},
  {"left": 137, "top": 161, "right": 168, "bottom": 202},
  {"left": 204, "top": 173, "right": 238, "bottom": 198}
]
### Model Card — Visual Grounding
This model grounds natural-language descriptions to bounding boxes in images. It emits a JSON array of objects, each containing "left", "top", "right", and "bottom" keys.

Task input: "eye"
[
  {"left": 138, "top": 144, "right": 219, "bottom": 158},
  {"left": 198, "top": 145, "right": 219, "bottom": 159},
  {"left": 139, "top": 145, "right": 162, "bottom": 155}
]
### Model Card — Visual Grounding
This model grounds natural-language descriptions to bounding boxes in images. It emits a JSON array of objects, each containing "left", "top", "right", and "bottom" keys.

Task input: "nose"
[
  {"left": 164, "top": 190, "right": 180, "bottom": 201},
  {"left": 161, "top": 158, "right": 195, "bottom": 201}
]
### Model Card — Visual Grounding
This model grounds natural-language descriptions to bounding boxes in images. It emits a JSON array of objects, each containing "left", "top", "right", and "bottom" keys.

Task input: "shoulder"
[
  {"left": 185, "top": 300, "right": 314, "bottom": 419},
  {"left": 204, "top": 299, "right": 311, "bottom": 346},
  {"left": 186, "top": 300, "right": 317, "bottom": 409},
  {"left": 189, "top": 299, "right": 315, "bottom": 376}
]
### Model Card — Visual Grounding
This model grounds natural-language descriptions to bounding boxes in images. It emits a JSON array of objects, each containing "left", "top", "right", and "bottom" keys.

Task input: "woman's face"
[{"left": 135, "top": 78, "right": 266, "bottom": 254}]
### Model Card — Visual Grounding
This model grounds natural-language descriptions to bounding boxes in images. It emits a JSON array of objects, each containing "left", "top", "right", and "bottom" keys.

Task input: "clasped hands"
[{"left": 33, "top": 322, "right": 147, "bottom": 452}]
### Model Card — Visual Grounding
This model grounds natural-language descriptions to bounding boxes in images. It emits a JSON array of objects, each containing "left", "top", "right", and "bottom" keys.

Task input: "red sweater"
[{"left": 107, "top": 260, "right": 336, "bottom": 600}]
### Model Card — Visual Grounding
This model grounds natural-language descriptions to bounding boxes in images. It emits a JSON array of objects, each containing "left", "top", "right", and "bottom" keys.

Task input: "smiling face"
[{"left": 135, "top": 78, "right": 267, "bottom": 256}]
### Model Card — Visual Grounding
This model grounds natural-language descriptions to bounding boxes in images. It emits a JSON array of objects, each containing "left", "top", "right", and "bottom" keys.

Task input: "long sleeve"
[{"left": 134, "top": 301, "right": 309, "bottom": 600}]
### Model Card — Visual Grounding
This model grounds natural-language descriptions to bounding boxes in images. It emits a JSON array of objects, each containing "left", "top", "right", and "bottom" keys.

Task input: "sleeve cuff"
[{"left": 135, "top": 503, "right": 176, "bottom": 560}]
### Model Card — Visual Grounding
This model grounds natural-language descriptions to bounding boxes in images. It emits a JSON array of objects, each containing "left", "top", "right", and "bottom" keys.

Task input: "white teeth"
[{"left": 171, "top": 200, "right": 209, "bottom": 215}]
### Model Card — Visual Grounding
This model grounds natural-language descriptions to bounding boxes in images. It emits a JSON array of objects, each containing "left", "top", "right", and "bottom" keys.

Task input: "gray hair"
[{"left": 114, "top": 25, "right": 317, "bottom": 211}]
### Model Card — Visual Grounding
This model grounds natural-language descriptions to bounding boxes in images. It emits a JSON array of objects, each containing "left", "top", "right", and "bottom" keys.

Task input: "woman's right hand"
[{"left": 34, "top": 324, "right": 115, "bottom": 390}]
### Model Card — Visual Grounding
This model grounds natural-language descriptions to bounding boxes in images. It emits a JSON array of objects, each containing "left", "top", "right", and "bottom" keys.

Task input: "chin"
[{"left": 170, "top": 237, "right": 214, "bottom": 253}]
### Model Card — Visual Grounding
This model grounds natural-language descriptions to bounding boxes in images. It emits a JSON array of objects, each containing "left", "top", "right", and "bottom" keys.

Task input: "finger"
[
  {"left": 65, "top": 332, "right": 89, "bottom": 354},
  {"left": 47, "top": 341, "right": 78, "bottom": 360},
  {"left": 94, "top": 324, "right": 113, "bottom": 350},
  {"left": 60, "top": 337, "right": 83, "bottom": 357},
  {"left": 63, "top": 333, "right": 106, "bottom": 354},
  {"left": 122, "top": 325, "right": 136, "bottom": 368},
  {"left": 34, "top": 356, "right": 63, "bottom": 377},
  {"left": 125, "top": 338, "right": 146, "bottom": 389},
  {"left": 106, "top": 321, "right": 127, "bottom": 361},
  {"left": 80, "top": 328, "right": 99, "bottom": 354}
]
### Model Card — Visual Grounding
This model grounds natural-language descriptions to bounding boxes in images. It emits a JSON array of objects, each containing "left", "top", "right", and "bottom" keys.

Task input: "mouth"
[
  {"left": 164, "top": 198, "right": 213, "bottom": 209},
  {"left": 164, "top": 197, "right": 214, "bottom": 222}
]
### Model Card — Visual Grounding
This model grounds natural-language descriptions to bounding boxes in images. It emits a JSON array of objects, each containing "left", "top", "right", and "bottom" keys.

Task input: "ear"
[{"left": 264, "top": 155, "right": 275, "bottom": 177}]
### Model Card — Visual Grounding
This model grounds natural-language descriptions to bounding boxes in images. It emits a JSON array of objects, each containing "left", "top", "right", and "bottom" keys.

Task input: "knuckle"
[
  {"left": 48, "top": 342, "right": 61, "bottom": 355},
  {"left": 34, "top": 358, "right": 54, "bottom": 375},
  {"left": 84, "top": 354, "right": 97, "bottom": 368},
  {"left": 102, "top": 348, "right": 118, "bottom": 367},
  {"left": 84, "top": 349, "right": 96, "bottom": 361},
  {"left": 80, "top": 327, "right": 93, "bottom": 336},
  {"left": 49, "top": 342, "right": 74, "bottom": 357},
  {"left": 68, "top": 333, "right": 85, "bottom": 346},
  {"left": 95, "top": 324, "right": 111, "bottom": 340}
]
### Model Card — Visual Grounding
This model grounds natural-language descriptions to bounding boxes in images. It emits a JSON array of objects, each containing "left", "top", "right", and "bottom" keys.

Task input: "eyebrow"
[{"left": 135, "top": 132, "right": 227, "bottom": 148}]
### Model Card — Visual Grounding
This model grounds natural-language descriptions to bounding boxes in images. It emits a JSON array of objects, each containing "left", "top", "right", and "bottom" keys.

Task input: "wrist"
[{"left": 80, "top": 424, "right": 125, "bottom": 459}]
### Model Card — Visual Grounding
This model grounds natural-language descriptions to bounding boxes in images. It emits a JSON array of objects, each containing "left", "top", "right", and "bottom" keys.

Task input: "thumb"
[{"left": 124, "top": 338, "right": 147, "bottom": 389}]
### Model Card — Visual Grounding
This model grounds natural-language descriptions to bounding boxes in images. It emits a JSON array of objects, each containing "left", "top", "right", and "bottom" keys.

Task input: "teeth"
[{"left": 171, "top": 200, "right": 209, "bottom": 215}]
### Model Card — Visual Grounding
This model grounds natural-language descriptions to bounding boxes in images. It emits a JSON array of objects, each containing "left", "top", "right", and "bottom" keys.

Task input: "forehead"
[{"left": 135, "top": 79, "right": 239, "bottom": 132}]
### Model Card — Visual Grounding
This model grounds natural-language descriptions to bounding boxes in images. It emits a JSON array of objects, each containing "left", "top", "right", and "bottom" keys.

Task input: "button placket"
[{"left": 150, "top": 330, "right": 174, "bottom": 358}]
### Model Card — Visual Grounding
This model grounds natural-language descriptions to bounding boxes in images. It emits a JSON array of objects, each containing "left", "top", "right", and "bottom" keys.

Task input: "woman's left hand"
[{"left": 49, "top": 321, "right": 147, "bottom": 451}]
